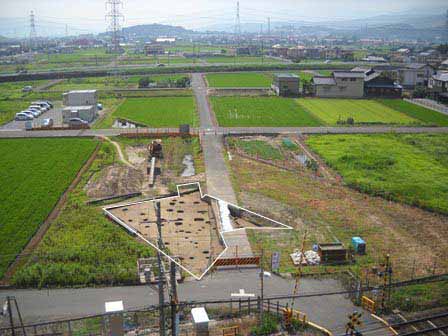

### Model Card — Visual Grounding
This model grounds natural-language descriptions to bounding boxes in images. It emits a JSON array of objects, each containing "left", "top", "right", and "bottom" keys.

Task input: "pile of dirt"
[{"left": 85, "top": 164, "right": 144, "bottom": 199}]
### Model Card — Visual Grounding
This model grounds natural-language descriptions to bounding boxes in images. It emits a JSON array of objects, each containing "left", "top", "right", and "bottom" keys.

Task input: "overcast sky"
[{"left": 0, "top": 0, "right": 446, "bottom": 35}]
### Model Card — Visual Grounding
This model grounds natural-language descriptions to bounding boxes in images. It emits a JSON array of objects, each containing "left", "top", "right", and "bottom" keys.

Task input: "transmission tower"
[
  {"left": 445, "top": 9, "right": 448, "bottom": 43},
  {"left": 234, "top": 1, "right": 241, "bottom": 44},
  {"left": 105, "top": 0, "right": 124, "bottom": 53},
  {"left": 29, "top": 10, "right": 37, "bottom": 46},
  {"left": 267, "top": 17, "right": 271, "bottom": 36}
]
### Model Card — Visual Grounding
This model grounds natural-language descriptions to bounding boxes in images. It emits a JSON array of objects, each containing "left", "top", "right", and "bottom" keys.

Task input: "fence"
[{"left": 405, "top": 98, "right": 448, "bottom": 115}]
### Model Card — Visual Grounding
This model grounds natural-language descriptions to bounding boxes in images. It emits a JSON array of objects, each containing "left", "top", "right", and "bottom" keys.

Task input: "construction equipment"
[{"left": 149, "top": 140, "right": 163, "bottom": 159}]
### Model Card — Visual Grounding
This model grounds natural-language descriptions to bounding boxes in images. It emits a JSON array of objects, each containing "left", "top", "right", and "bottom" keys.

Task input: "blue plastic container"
[{"left": 351, "top": 237, "right": 366, "bottom": 254}]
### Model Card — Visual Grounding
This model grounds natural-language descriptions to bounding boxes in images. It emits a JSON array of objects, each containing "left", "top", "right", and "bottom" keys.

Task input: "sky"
[{"left": 0, "top": 0, "right": 446, "bottom": 36}]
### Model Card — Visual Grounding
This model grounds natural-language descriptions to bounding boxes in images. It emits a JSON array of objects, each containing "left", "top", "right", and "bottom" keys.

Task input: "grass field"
[
  {"left": 206, "top": 72, "right": 271, "bottom": 88},
  {"left": 298, "top": 99, "right": 419, "bottom": 125},
  {"left": 211, "top": 96, "right": 321, "bottom": 127},
  {"left": 0, "top": 138, "right": 97, "bottom": 279},
  {"left": 228, "top": 138, "right": 284, "bottom": 160},
  {"left": 12, "top": 141, "right": 156, "bottom": 287},
  {"left": 227, "top": 137, "right": 448, "bottom": 283},
  {"left": 379, "top": 99, "right": 448, "bottom": 126},
  {"left": 109, "top": 97, "right": 198, "bottom": 127},
  {"left": 306, "top": 134, "right": 448, "bottom": 214}
]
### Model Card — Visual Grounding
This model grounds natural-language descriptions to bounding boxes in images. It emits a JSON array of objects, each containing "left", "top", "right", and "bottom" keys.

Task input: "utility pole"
[
  {"left": 6, "top": 296, "right": 15, "bottom": 336},
  {"left": 65, "top": 24, "right": 68, "bottom": 39},
  {"left": 379, "top": 254, "right": 392, "bottom": 313},
  {"left": 267, "top": 17, "right": 271, "bottom": 36},
  {"left": 259, "top": 248, "right": 264, "bottom": 322},
  {"left": 105, "top": 0, "right": 124, "bottom": 53},
  {"left": 291, "top": 231, "right": 307, "bottom": 310},
  {"left": 154, "top": 202, "right": 166, "bottom": 336},
  {"left": 170, "top": 261, "right": 179, "bottom": 336}
]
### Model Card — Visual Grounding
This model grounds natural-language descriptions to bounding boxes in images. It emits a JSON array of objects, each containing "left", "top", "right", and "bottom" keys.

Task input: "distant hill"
[{"left": 118, "top": 24, "right": 195, "bottom": 41}]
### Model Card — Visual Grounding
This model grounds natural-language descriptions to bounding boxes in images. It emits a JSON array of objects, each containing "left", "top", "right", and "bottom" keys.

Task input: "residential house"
[
  {"left": 271, "top": 45, "right": 289, "bottom": 58},
  {"left": 428, "top": 72, "right": 448, "bottom": 102},
  {"left": 272, "top": 73, "right": 300, "bottom": 97},
  {"left": 312, "top": 71, "right": 364, "bottom": 98},
  {"left": 398, "top": 63, "right": 435, "bottom": 89},
  {"left": 352, "top": 67, "right": 402, "bottom": 98}
]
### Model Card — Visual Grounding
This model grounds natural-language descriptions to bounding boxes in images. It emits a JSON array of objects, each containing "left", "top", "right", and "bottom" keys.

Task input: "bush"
[
  {"left": 250, "top": 314, "right": 279, "bottom": 336},
  {"left": 138, "top": 77, "right": 155, "bottom": 88}
]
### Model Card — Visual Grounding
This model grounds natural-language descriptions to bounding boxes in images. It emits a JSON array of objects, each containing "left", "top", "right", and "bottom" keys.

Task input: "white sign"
[
  {"left": 271, "top": 251, "right": 280, "bottom": 272},
  {"left": 231, "top": 289, "right": 255, "bottom": 298},
  {"left": 105, "top": 301, "right": 124, "bottom": 313}
]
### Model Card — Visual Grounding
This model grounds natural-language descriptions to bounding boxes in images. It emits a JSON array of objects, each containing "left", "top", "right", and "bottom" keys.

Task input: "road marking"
[{"left": 231, "top": 289, "right": 255, "bottom": 298}]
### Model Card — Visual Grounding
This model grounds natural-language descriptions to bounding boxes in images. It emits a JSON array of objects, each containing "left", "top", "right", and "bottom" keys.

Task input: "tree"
[{"left": 138, "top": 77, "right": 154, "bottom": 88}]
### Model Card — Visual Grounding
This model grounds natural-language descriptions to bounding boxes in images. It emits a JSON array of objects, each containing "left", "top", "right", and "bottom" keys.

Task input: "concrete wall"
[
  {"left": 315, "top": 77, "right": 363, "bottom": 98},
  {"left": 63, "top": 91, "right": 98, "bottom": 106}
]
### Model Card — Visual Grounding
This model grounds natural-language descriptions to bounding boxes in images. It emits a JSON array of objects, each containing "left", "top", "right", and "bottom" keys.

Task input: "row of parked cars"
[{"left": 15, "top": 101, "right": 54, "bottom": 121}]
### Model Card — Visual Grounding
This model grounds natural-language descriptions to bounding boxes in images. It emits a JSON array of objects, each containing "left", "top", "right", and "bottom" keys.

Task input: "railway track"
[{"left": 390, "top": 310, "right": 448, "bottom": 336}]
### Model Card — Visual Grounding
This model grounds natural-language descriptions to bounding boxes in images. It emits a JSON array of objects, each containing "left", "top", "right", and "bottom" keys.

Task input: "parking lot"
[{"left": 0, "top": 103, "right": 63, "bottom": 130}]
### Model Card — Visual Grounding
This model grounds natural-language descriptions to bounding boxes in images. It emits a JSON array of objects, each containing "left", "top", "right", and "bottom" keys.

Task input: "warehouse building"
[
  {"left": 312, "top": 71, "right": 364, "bottom": 98},
  {"left": 63, "top": 90, "right": 98, "bottom": 106},
  {"left": 272, "top": 73, "right": 300, "bottom": 97},
  {"left": 62, "top": 105, "right": 96, "bottom": 123},
  {"left": 62, "top": 90, "right": 98, "bottom": 124}
]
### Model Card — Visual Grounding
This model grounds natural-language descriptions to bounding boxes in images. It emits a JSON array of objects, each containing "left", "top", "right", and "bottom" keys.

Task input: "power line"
[{"left": 105, "top": 0, "right": 124, "bottom": 53}]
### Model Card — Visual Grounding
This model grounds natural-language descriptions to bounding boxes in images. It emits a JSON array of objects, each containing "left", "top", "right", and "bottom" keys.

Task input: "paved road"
[
  {"left": 1, "top": 126, "right": 447, "bottom": 138},
  {"left": 191, "top": 73, "right": 237, "bottom": 204},
  {"left": 0, "top": 270, "right": 389, "bottom": 335},
  {"left": 1, "top": 106, "right": 63, "bottom": 130}
]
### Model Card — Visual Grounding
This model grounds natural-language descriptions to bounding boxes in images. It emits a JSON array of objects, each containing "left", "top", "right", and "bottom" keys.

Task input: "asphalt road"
[
  {"left": 1, "top": 126, "right": 447, "bottom": 138},
  {"left": 0, "top": 269, "right": 389, "bottom": 335}
]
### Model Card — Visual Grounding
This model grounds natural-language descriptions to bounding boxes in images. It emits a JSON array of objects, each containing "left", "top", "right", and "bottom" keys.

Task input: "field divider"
[{"left": 1, "top": 141, "right": 102, "bottom": 286}]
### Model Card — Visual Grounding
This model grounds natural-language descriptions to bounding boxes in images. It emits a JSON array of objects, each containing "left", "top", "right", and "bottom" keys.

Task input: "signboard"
[{"left": 271, "top": 251, "right": 280, "bottom": 272}]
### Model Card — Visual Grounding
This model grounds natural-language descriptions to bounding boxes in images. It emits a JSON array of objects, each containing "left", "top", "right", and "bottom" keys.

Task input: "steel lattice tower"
[
  {"left": 29, "top": 11, "right": 37, "bottom": 41},
  {"left": 105, "top": 0, "right": 124, "bottom": 53},
  {"left": 446, "top": 9, "right": 448, "bottom": 43},
  {"left": 234, "top": 1, "right": 241, "bottom": 43}
]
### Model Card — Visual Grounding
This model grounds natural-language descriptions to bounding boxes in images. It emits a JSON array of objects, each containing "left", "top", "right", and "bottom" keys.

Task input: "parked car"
[
  {"left": 41, "top": 118, "right": 54, "bottom": 127},
  {"left": 45, "top": 101, "right": 54, "bottom": 108},
  {"left": 29, "top": 105, "right": 47, "bottom": 112},
  {"left": 32, "top": 101, "right": 52, "bottom": 109},
  {"left": 25, "top": 110, "right": 40, "bottom": 118},
  {"left": 97, "top": 103, "right": 103, "bottom": 110},
  {"left": 157, "top": 63, "right": 166, "bottom": 67},
  {"left": 68, "top": 118, "right": 88, "bottom": 127},
  {"left": 15, "top": 112, "right": 33, "bottom": 121},
  {"left": 21, "top": 86, "right": 32, "bottom": 92},
  {"left": 28, "top": 108, "right": 42, "bottom": 116}
]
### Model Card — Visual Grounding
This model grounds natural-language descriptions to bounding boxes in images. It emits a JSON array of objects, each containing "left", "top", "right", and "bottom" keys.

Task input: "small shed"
[
  {"left": 317, "top": 243, "right": 347, "bottom": 264},
  {"left": 272, "top": 73, "right": 300, "bottom": 97},
  {"left": 191, "top": 307, "right": 210, "bottom": 336}
]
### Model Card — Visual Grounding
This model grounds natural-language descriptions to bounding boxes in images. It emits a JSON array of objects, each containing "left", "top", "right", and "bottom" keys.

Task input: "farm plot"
[
  {"left": 379, "top": 99, "right": 448, "bottom": 126},
  {"left": 13, "top": 136, "right": 204, "bottom": 287},
  {"left": 206, "top": 72, "right": 272, "bottom": 88},
  {"left": 0, "top": 138, "right": 97, "bottom": 279},
  {"left": 306, "top": 134, "right": 448, "bottom": 214},
  {"left": 211, "top": 96, "right": 321, "bottom": 127},
  {"left": 297, "top": 99, "right": 419, "bottom": 125},
  {"left": 227, "top": 137, "right": 448, "bottom": 280},
  {"left": 108, "top": 97, "right": 198, "bottom": 127}
]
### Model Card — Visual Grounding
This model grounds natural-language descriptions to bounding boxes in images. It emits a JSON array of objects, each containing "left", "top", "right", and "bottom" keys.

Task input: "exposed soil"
[
  {"left": 85, "top": 164, "right": 144, "bottom": 199},
  {"left": 109, "top": 191, "right": 224, "bottom": 277},
  {"left": 228, "top": 151, "right": 448, "bottom": 280}
]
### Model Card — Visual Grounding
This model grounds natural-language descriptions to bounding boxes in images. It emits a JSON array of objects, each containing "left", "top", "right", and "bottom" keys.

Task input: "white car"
[
  {"left": 28, "top": 108, "right": 42, "bottom": 116},
  {"left": 32, "top": 101, "right": 51, "bottom": 109},
  {"left": 15, "top": 112, "right": 34, "bottom": 121},
  {"left": 29, "top": 105, "right": 47, "bottom": 112},
  {"left": 23, "top": 110, "right": 39, "bottom": 118}
]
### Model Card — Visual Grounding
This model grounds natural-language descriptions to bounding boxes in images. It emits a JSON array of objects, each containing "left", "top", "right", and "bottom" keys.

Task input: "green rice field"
[
  {"left": 0, "top": 138, "right": 97, "bottom": 279},
  {"left": 306, "top": 134, "right": 448, "bottom": 214},
  {"left": 211, "top": 96, "right": 321, "bottom": 127},
  {"left": 110, "top": 97, "right": 198, "bottom": 127},
  {"left": 298, "top": 99, "right": 419, "bottom": 125},
  {"left": 379, "top": 99, "right": 448, "bottom": 126},
  {"left": 206, "top": 72, "right": 272, "bottom": 88}
]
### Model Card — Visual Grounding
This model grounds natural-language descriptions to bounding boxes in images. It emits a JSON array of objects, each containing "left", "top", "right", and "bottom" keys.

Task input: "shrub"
[{"left": 250, "top": 314, "right": 279, "bottom": 336}]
